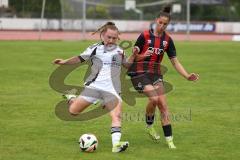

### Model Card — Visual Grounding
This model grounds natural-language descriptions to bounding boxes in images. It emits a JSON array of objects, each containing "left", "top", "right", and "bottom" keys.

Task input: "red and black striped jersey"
[{"left": 128, "top": 29, "right": 176, "bottom": 76}]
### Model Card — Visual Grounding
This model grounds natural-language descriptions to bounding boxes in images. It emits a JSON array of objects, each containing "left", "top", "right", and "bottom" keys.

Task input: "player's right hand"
[
  {"left": 133, "top": 47, "right": 152, "bottom": 61},
  {"left": 144, "top": 50, "right": 153, "bottom": 57},
  {"left": 52, "top": 59, "right": 65, "bottom": 65},
  {"left": 187, "top": 73, "right": 199, "bottom": 81}
]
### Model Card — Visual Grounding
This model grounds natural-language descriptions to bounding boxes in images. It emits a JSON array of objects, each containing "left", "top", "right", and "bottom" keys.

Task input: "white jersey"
[{"left": 79, "top": 42, "right": 127, "bottom": 94}]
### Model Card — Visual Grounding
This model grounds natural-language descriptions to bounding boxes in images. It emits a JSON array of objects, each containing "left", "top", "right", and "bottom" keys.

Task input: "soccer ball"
[{"left": 79, "top": 134, "right": 98, "bottom": 152}]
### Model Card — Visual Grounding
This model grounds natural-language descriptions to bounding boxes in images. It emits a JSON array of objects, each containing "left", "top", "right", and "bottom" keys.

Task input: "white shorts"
[{"left": 78, "top": 86, "right": 122, "bottom": 105}]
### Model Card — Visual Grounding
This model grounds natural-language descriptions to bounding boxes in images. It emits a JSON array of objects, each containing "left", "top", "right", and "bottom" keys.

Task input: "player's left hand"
[
  {"left": 132, "top": 46, "right": 140, "bottom": 56},
  {"left": 187, "top": 73, "right": 199, "bottom": 81}
]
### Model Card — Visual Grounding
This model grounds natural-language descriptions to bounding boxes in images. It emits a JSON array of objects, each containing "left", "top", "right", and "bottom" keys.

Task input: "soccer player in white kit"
[{"left": 53, "top": 22, "right": 135, "bottom": 153}]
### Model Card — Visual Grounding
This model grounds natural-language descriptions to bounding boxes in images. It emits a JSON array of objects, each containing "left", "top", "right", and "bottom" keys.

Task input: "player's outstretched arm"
[
  {"left": 52, "top": 56, "right": 81, "bottom": 65},
  {"left": 170, "top": 57, "right": 199, "bottom": 81}
]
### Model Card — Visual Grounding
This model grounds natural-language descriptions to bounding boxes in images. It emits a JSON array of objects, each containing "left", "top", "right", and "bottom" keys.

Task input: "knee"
[
  {"left": 68, "top": 105, "right": 79, "bottom": 116},
  {"left": 149, "top": 97, "right": 159, "bottom": 106}
]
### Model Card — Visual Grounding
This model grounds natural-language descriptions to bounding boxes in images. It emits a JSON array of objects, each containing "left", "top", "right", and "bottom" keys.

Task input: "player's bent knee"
[
  {"left": 68, "top": 107, "right": 79, "bottom": 116},
  {"left": 149, "top": 97, "right": 159, "bottom": 105}
]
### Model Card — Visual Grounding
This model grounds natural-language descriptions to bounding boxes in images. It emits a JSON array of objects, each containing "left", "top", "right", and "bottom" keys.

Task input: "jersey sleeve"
[
  {"left": 78, "top": 44, "right": 98, "bottom": 61},
  {"left": 166, "top": 37, "right": 177, "bottom": 59},
  {"left": 134, "top": 33, "right": 145, "bottom": 54}
]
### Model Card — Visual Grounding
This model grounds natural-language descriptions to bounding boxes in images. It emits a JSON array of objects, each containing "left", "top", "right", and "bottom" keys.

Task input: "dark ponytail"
[
  {"left": 162, "top": 5, "right": 171, "bottom": 14},
  {"left": 157, "top": 5, "right": 171, "bottom": 21}
]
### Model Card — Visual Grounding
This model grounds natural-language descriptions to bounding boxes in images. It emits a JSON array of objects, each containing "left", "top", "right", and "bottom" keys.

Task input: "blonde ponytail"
[{"left": 92, "top": 21, "right": 120, "bottom": 36}]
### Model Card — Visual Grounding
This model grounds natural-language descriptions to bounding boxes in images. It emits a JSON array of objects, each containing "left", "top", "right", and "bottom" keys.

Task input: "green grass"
[{"left": 0, "top": 41, "right": 239, "bottom": 160}]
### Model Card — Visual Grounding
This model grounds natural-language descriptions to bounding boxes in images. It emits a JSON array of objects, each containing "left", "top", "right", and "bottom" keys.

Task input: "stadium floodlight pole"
[
  {"left": 186, "top": 0, "right": 190, "bottom": 41},
  {"left": 82, "top": 0, "right": 86, "bottom": 40},
  {"left": 38, "top": 0, "right": 46, "bottom": 41}
]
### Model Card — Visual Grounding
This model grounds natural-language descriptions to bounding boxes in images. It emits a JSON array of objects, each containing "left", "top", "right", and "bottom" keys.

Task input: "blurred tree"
[
  {"left": 7, "top": 0, "right": 240, "bottom": 21},
  {"left": 102, "top": 0, "right": 124, "bottom": 4},
  {"left": 9, "top": 0, "right": 41, "bottom": 17},
  {"left": 60, "top": 0, "right": 76, "bottom": 19},
  {"left": 45, "top": 0, "right": 61, "bottom": 18},
  {"left": 229, "top": 0, "right": 240, "bottom": 20},
  {"left": 122, "top": 9, "right": 139, "bottom": 20},
  {"left": 190, "top": 0, "right": 240, "bottom": 21},
  {"left": 87, "top": 5, "right": 111, "bottom": 19},
  {"left": 9, "top": 0, "right": 61, "bottom": 18}
]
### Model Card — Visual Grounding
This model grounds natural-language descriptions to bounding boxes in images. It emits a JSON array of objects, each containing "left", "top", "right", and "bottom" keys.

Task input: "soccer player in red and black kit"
[{"left": 128, "top": 6, "right": 199, "bottom": 149}]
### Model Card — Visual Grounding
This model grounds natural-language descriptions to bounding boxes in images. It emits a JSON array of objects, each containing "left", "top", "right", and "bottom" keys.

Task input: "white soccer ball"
[{"left": 79, "top": 134, "right": 98, "bottom": 152}]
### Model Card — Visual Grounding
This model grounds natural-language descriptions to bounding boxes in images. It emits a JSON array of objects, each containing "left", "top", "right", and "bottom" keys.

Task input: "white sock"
[
  {"left": 165, "top": 136, "right": 173, "bottom": 141},
  {"left": 66, "top": 94, "right": 76, "bottom": 100},
  {"left": 146, "top": 124, "right": 153, "bottom": 128},
  {"left": 111, "top": 132, "right": 121, "bottom": 146}
]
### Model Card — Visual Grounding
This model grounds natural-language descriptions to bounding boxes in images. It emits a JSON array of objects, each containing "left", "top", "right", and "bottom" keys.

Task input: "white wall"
[
  {"left": 1, "top": 18, "right": 240, "bottom": 34},
  {"left": 0, "top": 18, "right": 151, "bottom": 32},
  {"left": 215, "top": 22, "right": 240, "bottom": 34}
]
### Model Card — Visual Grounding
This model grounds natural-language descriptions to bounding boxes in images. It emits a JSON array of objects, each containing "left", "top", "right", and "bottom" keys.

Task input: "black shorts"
[{"left": 130, "top": 72, "right": 163, "bottom": 93}]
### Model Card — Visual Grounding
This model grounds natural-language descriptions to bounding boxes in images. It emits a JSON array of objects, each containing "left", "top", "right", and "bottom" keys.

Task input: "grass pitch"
[{"left": 0, "top": 41, "right": 239, "bottom": 160}]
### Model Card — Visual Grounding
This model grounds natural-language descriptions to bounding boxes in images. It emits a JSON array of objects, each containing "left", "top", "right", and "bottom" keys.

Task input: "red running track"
[{"left": 0, "top": 30, "right": 233, "bottom": 41}]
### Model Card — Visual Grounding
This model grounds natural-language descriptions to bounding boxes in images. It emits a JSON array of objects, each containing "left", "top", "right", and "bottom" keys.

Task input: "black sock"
[
  {"left": 162, "top": 124, "right": 172, "bottom": 137},
  {"left": 111, "top": 127, "right": 121, "bottom": 134},
  {"left": 145, "top": 114, "right": 155, "bottom": 126}
]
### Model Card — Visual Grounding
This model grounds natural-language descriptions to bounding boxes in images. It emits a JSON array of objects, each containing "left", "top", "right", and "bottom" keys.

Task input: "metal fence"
[{"left": 0, "top": 0, "right": 239, "bottom": 21}]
